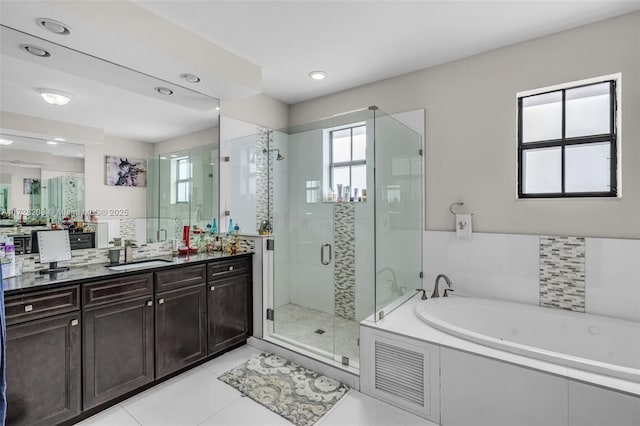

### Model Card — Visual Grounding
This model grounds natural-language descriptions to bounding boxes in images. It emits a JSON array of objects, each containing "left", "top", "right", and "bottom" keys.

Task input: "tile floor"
[
  {"left": 273, "top": 304, "right": 360, "bottom": 365},
  {"left": 76, "top": 344, "right": 436, "bottom": 426}
]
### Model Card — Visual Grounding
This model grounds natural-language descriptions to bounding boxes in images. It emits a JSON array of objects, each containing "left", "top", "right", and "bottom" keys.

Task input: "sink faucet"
[
  {"left": 377, "top": 267, "right": 401, "bottom": 294},
  {"left": 124, "top": 239, "right": 137, "bottom": 263},
  {"left": 431, "top": 273, "right": 452, "bottom": 298}
]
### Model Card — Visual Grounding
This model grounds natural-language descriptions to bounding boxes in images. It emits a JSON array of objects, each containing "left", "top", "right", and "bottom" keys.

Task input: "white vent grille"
[{"left": 374, "top": 341, "right": 425, "bottom": 406}]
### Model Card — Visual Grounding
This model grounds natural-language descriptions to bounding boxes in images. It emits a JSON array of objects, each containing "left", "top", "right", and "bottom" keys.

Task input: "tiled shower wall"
[
  {"left": 334, "top": 203, "right": 356, "bottom": 320},
  {"left": 255, "top": 127, "right": 273, "bottom": 233},
  {"left": 423, "top": 231, "right": 640, "bottom": 322}
]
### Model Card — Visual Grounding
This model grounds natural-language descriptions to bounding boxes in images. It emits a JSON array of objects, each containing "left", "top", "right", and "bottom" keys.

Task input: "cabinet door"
[
  {"left": 208, "top": 274, "right": 250, "bottom": 355},
  {"left": 83, "top": 296, "right": 155, "bottom": 409},
  {"left": 155, "top": 284, "right": 207, "bottom": 378},
  {"left": 6, "top": 312, "right": 81, "bottom": 426}
]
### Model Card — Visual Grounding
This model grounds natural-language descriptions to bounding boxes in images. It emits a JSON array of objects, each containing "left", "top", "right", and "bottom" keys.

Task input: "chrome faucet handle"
[
  {"left": 415, "top": 289, "right": 428, "bottom": 300},
  {"left": 443, "top": 288, "right": 454, "bottom": 297}
]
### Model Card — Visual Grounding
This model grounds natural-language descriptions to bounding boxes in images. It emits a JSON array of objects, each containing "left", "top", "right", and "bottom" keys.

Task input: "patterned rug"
[{"left": 218, "top": 352, "right": 349, "bottom": 426}]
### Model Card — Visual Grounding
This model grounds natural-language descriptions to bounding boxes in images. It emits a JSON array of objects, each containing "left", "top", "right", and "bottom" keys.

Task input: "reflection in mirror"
[{"left": 1, "top": 24, "right": 220, "bottom": 255}]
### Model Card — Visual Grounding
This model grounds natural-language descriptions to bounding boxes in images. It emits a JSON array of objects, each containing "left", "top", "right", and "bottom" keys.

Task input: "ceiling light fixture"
[
  {"left": 154, "top": 87, "right": 174, "bottom": 96},
  {"left": 20, "top": 44, "right": 51, "bottom": 58},
  {"left": 0, "top": 139, "right": 14, "bottom": 146},
  {"left": 36, "top": 18, "right": 71, "bottom": 35},
  {"left": 309, "top": 71, "right": 328, "bottom": 80},
  {"left": 46, "top": 140, "right": 58, "bottom": 145},
  {"left": 53, "top": 137, "right": 66, "bottom": 142},
  {"left": 180, "top": 73, "right": 201, "bottom": 83},
  {"left": 37, "top": 88, "right": 71, "bottom": 105},
  {"left": 215, "top": 107, "right": 220, "bottom": 111}
]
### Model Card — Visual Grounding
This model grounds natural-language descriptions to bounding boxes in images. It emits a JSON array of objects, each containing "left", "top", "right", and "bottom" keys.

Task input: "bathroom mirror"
[{"left": 0, "top": 24, "right": 220, "bottom": 245}]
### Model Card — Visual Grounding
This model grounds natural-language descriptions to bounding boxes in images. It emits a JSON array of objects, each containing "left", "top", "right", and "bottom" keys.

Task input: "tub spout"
[{"left": 432, "top": 273, "right": 452, "bottom": 298}]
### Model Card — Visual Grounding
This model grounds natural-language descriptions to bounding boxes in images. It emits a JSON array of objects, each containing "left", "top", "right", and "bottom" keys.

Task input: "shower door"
[{"left": 269, "top": 109, "right": 377, "bottom": 369}]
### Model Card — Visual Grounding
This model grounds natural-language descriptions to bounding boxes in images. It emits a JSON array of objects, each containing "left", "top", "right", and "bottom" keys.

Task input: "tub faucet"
[{"left": 432, "top": 273, "right": 452, "bottom": 298}]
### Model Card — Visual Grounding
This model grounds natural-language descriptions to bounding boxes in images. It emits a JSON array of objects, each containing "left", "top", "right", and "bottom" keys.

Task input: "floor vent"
[{"left": 374, "top": 341, "right": 424, "bottom": 407}]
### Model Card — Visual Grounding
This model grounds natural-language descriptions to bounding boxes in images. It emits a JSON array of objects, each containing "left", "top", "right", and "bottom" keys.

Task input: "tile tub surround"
[
  {"left": 539, "top": 236, "right": 586, "bottom": 312},
  {"left": 423, "top": 231, "right": 639, "bottom": 322}
]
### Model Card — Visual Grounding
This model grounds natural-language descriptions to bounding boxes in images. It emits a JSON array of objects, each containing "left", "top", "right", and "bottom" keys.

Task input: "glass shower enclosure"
[{"left": 265, "top": 107, "right": 423, "bottom": 370}]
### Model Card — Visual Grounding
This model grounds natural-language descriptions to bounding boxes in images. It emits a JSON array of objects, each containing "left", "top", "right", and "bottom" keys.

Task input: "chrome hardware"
[
  {"left": 158, "top": 298, "right": 164, "bottom": 305},
  {"left": 443, "top": 288, "right": 454, "bottom": 297},
  {"left": 415, "top": 289, "right": 428, "bottom": 300},
  {"left": 71, "top": 319, "right": 79, "bottom": 326},
  {"left": 229, "top": 266, "right": 234, "bottom": 271},
  {"left": 210, "top": 286, "right": 215, "bottom": 292},
  {"left": 24, "top": 304, "right": 33, "bottom": 312},
  {"left": 146, "top": 300, "right": 152, "bottom": 307},
  {"left": 321, "top": 243, "right": 332, "bottom": 265}
]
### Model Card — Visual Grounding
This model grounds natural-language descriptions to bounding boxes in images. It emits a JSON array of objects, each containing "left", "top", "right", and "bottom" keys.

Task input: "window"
[
  {"left": 175, "top": 157, "right": 191, "bottom": 203},
  {"left": 517, "top": 77, "right": 618, "bottom": 198},
  {"left": 330, "top": 124, "right": 366, "bottom": 201}
]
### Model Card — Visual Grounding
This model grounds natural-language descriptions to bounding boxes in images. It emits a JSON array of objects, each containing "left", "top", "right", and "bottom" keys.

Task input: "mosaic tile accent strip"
[
  {"left": 539, "top": 236, "right": 585, "bottom": 312},
  {"left": 334, "top": 203, "right": 355, "bottom": 320},
  {"left": 237, "top": 237, "right": 256, "bottom": 253},
  {"left": 119, "top": 218, "right": 136, "bottom": 241},
  {"left": 64, "top": 173, "right": 79, "bottom": 215},
  {"left": 255, "top": 127, "right": 273, "bottom": 233}
]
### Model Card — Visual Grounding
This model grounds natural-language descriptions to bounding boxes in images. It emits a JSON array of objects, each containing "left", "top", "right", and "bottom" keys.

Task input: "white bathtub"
[{"left": 414, "top": 296, "right": 640, "bottom": 383}]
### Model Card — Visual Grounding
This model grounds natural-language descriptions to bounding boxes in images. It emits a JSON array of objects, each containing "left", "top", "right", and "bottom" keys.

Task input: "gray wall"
[{"left": 289, "top": 12, "right": 640, "bottom": 239}]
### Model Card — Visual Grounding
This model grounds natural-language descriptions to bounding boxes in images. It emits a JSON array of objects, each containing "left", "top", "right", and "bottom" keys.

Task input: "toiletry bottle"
[
  {"left": 233, "top": 223, "right": 239, "bottom": 236},
  {"left": 212, "top": 218, "right": 218, "bottom": 234},
  {"left": 227, "top": 219, "right": 233, "bottom": 235}
]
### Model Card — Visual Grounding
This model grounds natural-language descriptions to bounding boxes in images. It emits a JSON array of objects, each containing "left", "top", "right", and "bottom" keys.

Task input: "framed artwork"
[
  {"left": 105, "top": 156, "right": 147, "bottom": 187},
  {"left": 23, "top": 178, "right": 41, "bottom": 194}
]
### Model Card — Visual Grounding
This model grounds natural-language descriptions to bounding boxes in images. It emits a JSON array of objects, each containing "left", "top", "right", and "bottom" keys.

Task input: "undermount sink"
[{"left": 107, "top": 259, "right": 173, "bottom": 271}]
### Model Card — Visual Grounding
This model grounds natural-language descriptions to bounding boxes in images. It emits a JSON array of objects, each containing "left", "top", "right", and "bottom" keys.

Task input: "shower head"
[{"left": 263, "top": 148, "right": 285, "bottom": 161}]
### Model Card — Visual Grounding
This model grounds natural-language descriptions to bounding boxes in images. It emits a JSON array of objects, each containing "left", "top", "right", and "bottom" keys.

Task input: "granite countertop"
[{"left": 2, "top": 251, "right": 253, "bottom": 296}]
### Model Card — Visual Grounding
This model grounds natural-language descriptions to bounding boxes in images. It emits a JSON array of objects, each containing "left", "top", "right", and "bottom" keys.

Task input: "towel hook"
[{"left": 449, "top": 202, "right": 464, "bottom": 215}]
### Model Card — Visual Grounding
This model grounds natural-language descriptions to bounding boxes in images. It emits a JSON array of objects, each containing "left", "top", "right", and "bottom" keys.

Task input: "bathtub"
[{"left": 414, "top": 296, "right": 640, "bottom": 383}]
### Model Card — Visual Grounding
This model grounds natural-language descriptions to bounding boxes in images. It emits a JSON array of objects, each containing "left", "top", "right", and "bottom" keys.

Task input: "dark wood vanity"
[{"left": 3, "top": 253, "right": 253, "bottom": 426}]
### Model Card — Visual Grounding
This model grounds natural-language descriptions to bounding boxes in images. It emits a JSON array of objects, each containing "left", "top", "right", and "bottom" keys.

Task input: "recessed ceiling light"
[
  {"left": 46, "top": 140, "right": 58, "bottom": 145},
  {"left": 0, "top": 139, "right": 14, "bottom": 146},
  {"left": 36, "top": 18, "right": 71, "bottom": 35},
  {"left": 170, "top": 154, "right": 177, "bottom": 158},
  {"left": 215, "top": 107, "right": 220, "bottom": 111},
  {"left": 154, "top": 87, "right": 174, "bottom": 96},
  {"left": 37, "top": 88, "right": 71, "bottom": 105},
  {"left": 309, "top": 71, "right": 328, "bottom": 80},
  {"left": 180, "top": 73, "right": 201, "bottom": 83},
  {"left": 53, "top": 137, "right": 66, "bottom": 142},
  {"left": 20, "top": 44, "right": 51, "bottom": 58}
]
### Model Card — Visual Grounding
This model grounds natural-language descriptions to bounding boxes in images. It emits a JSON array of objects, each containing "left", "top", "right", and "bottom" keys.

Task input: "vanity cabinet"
[
  {"left": 207, "top": 256, "right": 252, "bottom": 355},
  {"left": 5, "top": 286, "right": 81, "bottom": 426},
  {"left": 154, "top": 265, "right": 207, "bottom": 378},
  {"left": 82, "top": 273, "right": 155, "bottom": 409}
]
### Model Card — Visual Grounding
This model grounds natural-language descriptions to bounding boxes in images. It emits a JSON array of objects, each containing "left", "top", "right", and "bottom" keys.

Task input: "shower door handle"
[{"left": 321, "top": 243, "right": 332, "bottom": 265}]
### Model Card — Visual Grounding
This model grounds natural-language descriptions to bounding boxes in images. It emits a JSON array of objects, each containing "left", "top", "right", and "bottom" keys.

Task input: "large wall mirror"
[{"left": 0, "top": 24, "right": 220, "bottom": 250}]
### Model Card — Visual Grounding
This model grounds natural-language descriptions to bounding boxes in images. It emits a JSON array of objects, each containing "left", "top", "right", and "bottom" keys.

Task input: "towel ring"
[
  {"left": 449, "top": 202, "right": 464, "bottom": 215},
  {"left": 450, "top": 202, "right": 473, "bottom": 216}
]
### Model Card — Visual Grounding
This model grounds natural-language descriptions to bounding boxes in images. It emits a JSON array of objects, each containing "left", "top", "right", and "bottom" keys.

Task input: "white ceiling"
[
  {"left": 0, "top": 0, "right": 638, "bottom": 146},
  {"left": 135, "top": 0, "right": 640, "bottom": 104}
]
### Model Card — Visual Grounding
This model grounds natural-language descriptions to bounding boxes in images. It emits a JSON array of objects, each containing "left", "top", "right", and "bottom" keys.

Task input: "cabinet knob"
[
  {"left": 146, "top": 300, "right": 153, "bottom": 307},
  {"left": 210, "top": 285, "right": 215, "bottom": 292},
  {"left": 158, "top": 298, "right": 164, "bottom": 305},
  {"left": 24, "top": 304, "right": 33, "bottom": 312},
  {"left": 229, "top": 266, "right": 234, "bottom": 271},
  {"left": 71, "top": 319, "right": 79, "bottom": 326}
]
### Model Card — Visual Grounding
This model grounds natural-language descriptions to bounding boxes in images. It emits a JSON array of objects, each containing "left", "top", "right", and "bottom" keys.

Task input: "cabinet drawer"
[
  {"left": 155, "top": 264, "right": 206, "bottom": 292},
  {"left": 6, "top": 285, "right": 80, "bottom": 325},
  {"left": 83, "top": 273, "right": 153, "bottom": 307},
  {"left": 207, "top": 257, "right": 251, "bottom": 281}
]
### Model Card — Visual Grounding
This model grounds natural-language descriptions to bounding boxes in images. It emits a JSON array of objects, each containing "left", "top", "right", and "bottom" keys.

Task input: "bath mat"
[{"left": 218, "top": 352, "right": 349, "bottom": 426}]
